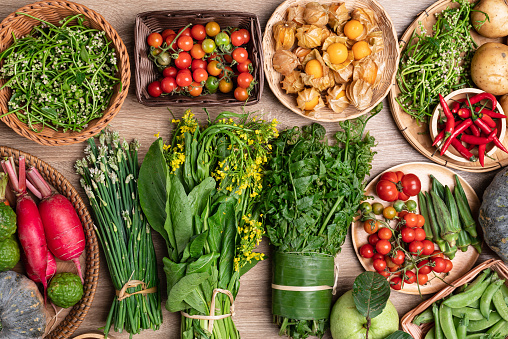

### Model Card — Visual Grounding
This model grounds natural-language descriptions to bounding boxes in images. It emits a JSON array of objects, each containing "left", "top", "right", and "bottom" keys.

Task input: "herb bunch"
[
  {"left": 0, "top": 13, "right": 120, "bottom": 132},
  {"left": 395, "top": 0, "right": 483, "bottom": 123}
]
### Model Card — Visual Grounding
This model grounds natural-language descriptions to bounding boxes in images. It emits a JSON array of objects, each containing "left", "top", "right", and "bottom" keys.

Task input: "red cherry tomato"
[
  {"left": 368, "top": 233, "right": 380, "bottom": 246},
  {"left": 232, "top": 47, "right": 249, "bottom": 63},
  {"left": 193, "top": 68, "right": 208, "bottom": 83},
  {"left": 191, "top": 59, "right": 207, "bottom": 72},
  {"left": 378, "top": 227, "right": 392, "bottom": 240},
  {"left": 404, "top": 213, "right": 418, "bottom": 227},
  {"left": 190, "top": 44, "right": 206, "bottom": 59},
  {"left": 176, "top": 71, "right": 193, "bottom": 87},
  {"left": 376, "top": 239, "right": 392, "bottom": 255},
  {"left": 432, "top": 257, "right": 446, "bottom": 273},
  {"left": 178, "top": 27, "right": 191, "bottom": 37},
  {"left": 417, "top": 260, "right": 432, "bottom": 275},
  {"left": 409, "top": 240, "right": 424, "bottom": 255},
  {"left": 147, "top": 32, "right": 163, "bottom": 48},
  {"left": 431, "top": 250, "right": 445, "bottom": 260},
  {"left": 385, "top": 257, "right": 398, "bottom": 269},
  {"left": 390, "top": 276, "right": 402, "bottom": 290},
  {"left": 398, "top": 210, "right": 409, "bottom": 219},
  {"left": 178, "top": 36, "right": 194, "bottom": 51},
  {"left": 401, "top": 227, "right": 415, "bottom": 243},
  {"left": 404, "top": 271, "right": 416, "bottom": 284},
  {"left": 161, "top": 29, "right": 176, "bottom": 40},
  {"left": 237, "top": 59, "right": 252, "bottom": 73},
  {"left": 231, "top": 30, "right": 245, "bottom": 46},
  {"left": 401, "top": 174, "right": 422, "bottom": 196},
  {"left": 417, "top": 273, "right": 428, "bottom": 285},
  {"left": 234, "top": 87, "right": 249, "bottom": 101},
  {"left": 373, "top": 259, "right": 387, "bottom": 272},
  {"left": 359, "top": 244, "right": 375, "bottom": 259},
  {"left": 161, "top": 76, "right": 176, "bottom": 93},
  {"left": 220, "top": 66, "right": 233, "bottom": 79},
  {"left": 364, "top": 219, "right": 379, "bottom": 235},
  {"left": 421, "top": 239, "right": 435, "bottom": 256},
  {"left": 372, "top": 253, "right": 385, "bottom": 261},
  {"left": 390, "top": 250, "right": 405, "bottom": 265},
  {"left": 191, "top": 24, "right": 206, "bottom": 40},
  {"left": 237, "top": 72, "right": 254, "bottom": 89},
  {"left": 443, "top": 259, "right": 453, "bottom": 273},
  {"left": 179, "top": 68, "right": 192, "bottom": 75},
  {"left": 414, "top": 228, "right": 426, "bottom": 242},
  {"left": 163, "top": 66, "right": 178, "bottom": 78},
  {"left": 165, "top": 34, "right": 178, "bottom": 50},
  {"left": 188, "top": 82, "right": 203, "bottom": 96},
  {"left": 175, "top": 52, "right": 192, "bottom": 69},
  {"left": 416, "top": 215, "right": 425, "bottom": 228},
  {"left": 378, "top": 269, "right": 390, "bottom": 278},
  {"left": 147, "top": 80, "right": 162, "bottom": 97},
  {"left": 238, "top": 28, "right": 250, "bottom": 44}
]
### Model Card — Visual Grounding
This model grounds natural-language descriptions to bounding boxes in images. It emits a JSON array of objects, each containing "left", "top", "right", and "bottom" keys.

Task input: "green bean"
[
  {"left": 493, "top": 289, "right": 508, "bottom": 322},
  {"left": 434, "top": 303, "right": 445, "bottom": 339},
  {"left": 444, "top": 274, "right": 492, "bottom": 308},
  {"left": 440, "top": 303, "right": 459, "bottom": 339},
  {"left": 425, "top": 327, "right": 436, "bottom": 339},
  {"left": 467, "top": 312, "right": 502, "bottom": 332},
  {"left": 451, "top": 307, "right": 484, "bottom": 321},
  {"left": 486, "top": 319, "right": 508, "bottom": 336},
  {"left": 480, "top": 278, "right": 504, "bottom": 320},
  {"left": 414, "top": 308, "right": 435, "bottom": 325},
  {"left": 456, "top": 316, "right": 468, "bottom": 339}
]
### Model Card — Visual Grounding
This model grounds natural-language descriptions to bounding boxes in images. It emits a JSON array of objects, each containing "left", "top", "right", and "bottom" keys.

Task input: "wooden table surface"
[{"left": 0, "top": 0, "right": 502, "bottom": 338}]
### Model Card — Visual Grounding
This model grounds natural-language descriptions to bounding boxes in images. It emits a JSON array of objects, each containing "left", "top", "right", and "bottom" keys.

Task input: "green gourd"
[{"left": 0, "top": 271, "right": 46, "bottom": 338}]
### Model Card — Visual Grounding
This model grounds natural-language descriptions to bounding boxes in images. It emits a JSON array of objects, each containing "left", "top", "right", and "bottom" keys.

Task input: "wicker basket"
[
  {"left": 262, "top": 0, "right": 399, "bottom": 122},
  {"left": 0, "top": 146, "right": 100, "bottom": 339},
  {"left": 134, "top": 10, "right": 263, "bottom": 107},
  {"left": 401, "top": 259, "right": 508, "bottom": 339},
  {"left": 0, "top": 1, "right": 130, "bottom": 146}
]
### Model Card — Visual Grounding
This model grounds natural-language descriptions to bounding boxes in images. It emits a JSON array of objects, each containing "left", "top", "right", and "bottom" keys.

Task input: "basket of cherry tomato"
[{"left": 134, "top": 11, "right": 263, "bottom": 106}]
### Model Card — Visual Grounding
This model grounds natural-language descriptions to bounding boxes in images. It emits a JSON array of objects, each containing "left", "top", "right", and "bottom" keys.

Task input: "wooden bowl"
[
  {"left": 430, "top": 88, "right": 507, "bottom": 163},
  {"left": 262, "top": 0, "right": 399, "bottom": 122},
  {"left": 0, "top": 1, "right": 130, "bottom": 146},
  {"left": 351, "top": 162, "right": 480, "bottom": 295},
  {"left": 401, "top": 259, "right": 508, "bottom": 338},
  {"left": 134, "top": 10, "right": 263, "bottom": 107}
]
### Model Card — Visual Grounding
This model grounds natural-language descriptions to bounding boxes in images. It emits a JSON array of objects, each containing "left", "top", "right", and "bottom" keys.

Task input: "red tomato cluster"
[
  {"left": 376, "top": 171, "right": 422, "bottom": 202},
  {"left": 358, "top": 201, "right": 453, "bottom": 291},
  {"left": 146, "top": 22, "right": 254, "bottom": 101}
]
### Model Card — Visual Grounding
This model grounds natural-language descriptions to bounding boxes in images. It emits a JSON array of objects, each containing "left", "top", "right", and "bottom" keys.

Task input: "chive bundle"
[{"left": 75, "top": 129, "right": 162, "bottom": 338}]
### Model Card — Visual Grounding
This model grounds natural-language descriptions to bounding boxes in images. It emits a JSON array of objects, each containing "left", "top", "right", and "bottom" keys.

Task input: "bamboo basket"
[
  {"left": 134, "top": 10, "right": 263, "bottom": 107},
  {"left": 401, "top": 259, "right": 508, "bottom": 339},
  {"left": 262, "top": 0, "right": 399, "bottom": 122},
  {"left": 0, "top": 146, "right": 100, "bottom": 339},
  {"left": 0, "top": 1, "right": 130, "bottom": 146},
  {"left": 388, "top": 0, "right": 507, "bottom": 173}
]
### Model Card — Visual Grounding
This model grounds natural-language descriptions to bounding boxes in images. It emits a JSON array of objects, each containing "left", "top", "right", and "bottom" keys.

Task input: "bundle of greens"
[
  {"left": 395, "top": 0, "right": 482, "bottom": 123},
  {"left": 138, "top": 109, "right": 278, "bottom": 339},
  {"left": 75, "top": 130, "right": 162, "bottom": 338},
  {"left": 261, "top": 104, "right": 380, "bottom": 339}
]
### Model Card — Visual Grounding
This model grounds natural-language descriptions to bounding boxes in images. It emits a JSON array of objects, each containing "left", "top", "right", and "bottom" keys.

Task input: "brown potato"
[
  {"left": 499, "top": 94, "right": 508, "bottom": 113},
  {"left": 471, "top": 0, "right": 508, "bottom": 38},
  {"left": 471, "top": 42, "right": 508, "bottom": 95}
]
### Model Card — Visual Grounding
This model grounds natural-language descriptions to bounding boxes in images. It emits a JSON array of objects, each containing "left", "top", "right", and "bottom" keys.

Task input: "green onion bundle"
[
  {"left": 0, "top": 13, "right": 120, "bottom": 132},
  {"left": 75, "top": 130, "right": 162, "bottom": 338}
]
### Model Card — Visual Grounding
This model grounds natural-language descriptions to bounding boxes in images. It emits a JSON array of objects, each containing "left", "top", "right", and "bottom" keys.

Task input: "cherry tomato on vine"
[
  {"left": 414, "top": 228, "right": 426, "bottom": 242},
  {"left": 398, "top": 210, "right": 409, "bottom": 219},
  {"left": 175, "top": 52, "right": 192, "bottom": 69},
  {"left": 178, "top": 27, "right": 192, "bottom": 37},
  {"left": 161, "top": 76, "right": 176, "bottom": 93},
  {"left": 404, "top": 271, "right": 416, "bottom": 284},
  {"left": 215, "top": 32, "right": 230, "bottom": 47},
  {"left": 191, "top": 24, "right": 206, "bottom": 40},
  {"left": 193, "top": 69, "right": 208, "bottom": 83},
  {"left": 359, "top": 244, "right": 375, "bottom": 259},
  {"left": 165, "top": 34, "right": 178, "bottom": 50},
  {"left": 191, "top": 59, "right": 207, "bottom": 72},
  {"left": 417, "top": 273, "right": 428, "bottom": 285},
  {"left": 401, "top": 227, "right": 415, "bottom": 243},
  {"left": 416, "top": 214, "right": 425, "bottom": 228},
  {"left": 179, "top": 68, "right": 192, "bottom": 75},
  {"left": 207, "top": 60, "right": 222, "bottom": 76},
  {"left": 390, "top": 250, "right": 405, "bottom": 265},
  {"left": 378, "top": 227, "right": 392, "bottom": 240},
  {"left": 373, "top": 253, "right": 385, "bottom": 261},
  {"left": 385, "top": 257, "right": 397, "bottom": 269},
  {"left": 406, "top": 200, "right": 418, "bottom": 212},
  {"left": 368, "top": 233, "right": 380, "bottom": 246},
  {"left": 373, "top": 259, "right": 387, "bottom": 272},
  {"left": 237, "top": 59, "right": 252, "bottom": 73},
  {"left": 163, "top": 66, "right": 177, "bottom": 78},
  {"left": 231, "top": 30, "right": 245, "bottom": 46},
  {"left": 390, "top": 276, "right": 402, "bottom": 290},
  {"left": 238, "top": 28, "right": 250, "bottom": 44},
  {"left": 409, "top": 240, "right": 424, "bottom": 255},
  {"left": 363, "top": 219, "right": 379, "bottom": 235},
  {"left": 232, "top": 47, "right": 248, "bottom": 63},
  {"left": 205, "top": 76, "right": 219, "bottom": 93},
  {"left": 188, "top": 82, "right": 203, "bottom": 96},
  {"left": 219, "top": 78, "right": 233, "bottom": 93},
  {"left": 237, "top": 72, "right": 254, "bottom": 89},
  {"left": 161, "top": 29, "right": 175, "bottom": 40},
  {"left": 421, "top": 240, "right": 435, "bottom": 256},
  {"left": 220, "top": 66, "right": 233, "bottom": 79},
  {"left": 177, "top": 36, "right": 194, "bottom": 51},
  {"left": 372, "top": 203, "right": 384, "bottom": 215},
  {"left": 432, "top": 257, "right": 446, "bottom": 273},
  {"left": 383, "top": 206, "right": 397, "bottom": 220},
  {"left": 375, "top": 239, "right": 392, "bottom": 255},
  {"left": 443, "top": 259, "right": 453, "bottom": 273},
  {"left": 176, "top": 71, "right": 193, "bottom": 87},
  {"left": 404, "top": 213, "right": 418, "bottom": 227},
  {"left": 147, "top": 32, "right": 163, "bottom": 48},
  {"left": 417, "top": 260, "right": 432, "bottom": 275},
  {"left": 378, "top": 269, "right": 390, "bottom": 278},
  {"left": 234, "top": 87, "right": 249, "bottom": 101},
  {"left": 190, "top": 44, "right": 206, "bottom": 59},
  {"left": 205, "top": 22, "right": 221, "bottom": 37},
  {"left": 202, "top": 39, "right": 216, "bottom": 54},
  {"left": 147, "top": 80, "right": 162, "bottom": 97}
]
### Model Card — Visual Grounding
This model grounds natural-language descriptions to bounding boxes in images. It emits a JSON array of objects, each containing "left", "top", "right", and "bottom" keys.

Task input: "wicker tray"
[
  {"left": 388, "top": 0, "right": 506, "bottom": 173},
  {"left": 400, "top": 259, "right": 508, "bottom": 338},
  {"left": 0, "top": 1, "right": 130, "bottom": 146},
  {"left": 0, "top": 146, "right": 100, "bottom": 339},
  {"left": 262, "top": 0, "right": 399, "bottom": 122},
  {"left": 134, "top": 10, "right": 263, "bottom": 107}
]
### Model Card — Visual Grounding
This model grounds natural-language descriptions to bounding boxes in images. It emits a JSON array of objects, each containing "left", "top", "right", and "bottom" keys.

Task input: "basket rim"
[
  {"left": 0, "top": 145, "right": 100, "bottom": 339},
  {"left": 262, "top": 0, "right": 400, "bottom": 122},
  {"left": 133, "top": 9, "right": 264, "bottom": 107},
  {"left": 0, "top": 0, "right": 131, "bottom": 146}
]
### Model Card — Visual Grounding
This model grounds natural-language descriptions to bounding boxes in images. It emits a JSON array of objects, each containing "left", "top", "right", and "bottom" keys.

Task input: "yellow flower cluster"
[{"left": 234, "top": 214, "right": 265, "bottom": 271}]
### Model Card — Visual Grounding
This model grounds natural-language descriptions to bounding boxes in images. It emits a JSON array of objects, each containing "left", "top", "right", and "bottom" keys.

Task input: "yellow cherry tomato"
[
  {"left": 304, "top": 95, "right": 319, "bottom": 110},
  {"left": 327, "top": 43, "right": 348, "bottom": 64},
  {"left": 205, "top": 22, "right": 221, "bottom": 37},
  {"left": 383, "top": 206, "right": 397, "bottom": 220},
  {"left": 335, "top": 90, "right": 346, "bottom": 100},
  {"left": 352, "top": 41, "right": 371, "bottom": 60},
  {"left": 344, "top": 20, "right": 364, "bottom": 40},
  {"left": 305, "top": 59, "right": 323, "bottom": 78},
  {"left": 219, "top": 78, "right": 233, "bottom": 93}
]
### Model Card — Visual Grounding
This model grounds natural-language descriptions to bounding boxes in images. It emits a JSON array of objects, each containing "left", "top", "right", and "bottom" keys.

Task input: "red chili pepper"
[
  {"left": 469, "top": 92, "right": 497, "bottom": 111},
  {"left": 451, "top": 98, "right": 467, "bottom": 114},
  {"left": 474, "top": 119, "right": 508, "bottom": 155},
  {"left": 467, "top": 143, "right": 475, "bottom": 151},
  {"left": 440, "top": 119, "right": 473, "bottom": 156},
  {"left": 480, "top": 115, "right": 497, "bottom": 128},
  {"left": 475, "top": 106, "right": 506, "bottom": 119},
  {"left": 439, "top": 93, "right": 455, "bottom": 140},
  {"left": 450, "top": 138, "right": 477, "bottom": 162},
  {"left": 457, "top": 108, "right": 471, "bottom": 119},
  {"left": 478, "top": 143, "right": 486, "bottom": 167},
  {"left": 459, "top": 130, "right": 496, "bottom": 145},
  {"left": 470, "top": 124, "right": 481, "bottom": 137},
  {"left": 432, "top": 120, "right": 461, "bottom": 147}
]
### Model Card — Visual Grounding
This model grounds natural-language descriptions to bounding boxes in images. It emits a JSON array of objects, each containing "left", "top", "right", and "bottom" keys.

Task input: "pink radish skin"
[
  {"left": 28, "top": 167, "right": 85, "bottom": 283},
  {"left": 23, "top": 250, "right": 57, "bottom": 283}
]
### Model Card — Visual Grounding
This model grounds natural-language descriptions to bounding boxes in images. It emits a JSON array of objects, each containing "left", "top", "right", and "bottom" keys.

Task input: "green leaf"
[
  {"left": 167, "top": 272, "right": 209, "bottom": 312},
  {"left": 188, "top": 177, "right": 215, "bottom": 217},
  {"left": 80, "top": 44, "right": 90, "bottom": 64},
  {"left": 169, "top": 174, "right": 193, "bottom": 255},
  {"left": 40, "top": 107, "right": 58, "bottom": 118},
  {"left": 76, "top": 72, "right": 85, "bottom": 85},
  {"left": 239, "top": 255, "right": 262, "bottom": 277},
  {"left": 162, "top": 257, "right": 187, "bottom": 292},
  {"left": 189, "top": 231, "right": 208, "bottom": 258},
  {"left": 187, "top": 252, "right": 220, "bottom": 274},
  {"left": 138, "top": 139, "right": 171, "bottom": 245},
  {"left": 352, "top": 271, "right": 390, "bottom": 319},
  {"left": 385, "top": 331, "right": 414, "bottom": 339}
]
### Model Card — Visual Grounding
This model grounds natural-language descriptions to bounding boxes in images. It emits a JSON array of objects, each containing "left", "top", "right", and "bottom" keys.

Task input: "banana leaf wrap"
[{"left": 272, "top": 252, "right": 334, "bottom": 320}]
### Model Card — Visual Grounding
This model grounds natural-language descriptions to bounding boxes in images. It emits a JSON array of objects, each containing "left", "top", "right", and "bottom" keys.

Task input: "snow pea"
[
  {"left": 464, "top": 334, "right": 486, "bottom": 339},
  {"left": 425, "top": 327, "right": 435, "bottom": 339},
  {"left": 444, "top": 275, "right": 492, "bottom": 309},
  {"left": 467, "top": 312, "right": 502, "bottom": 332},
  {"left": 464, "top": 269, "right": 491, "bottom": 293},
  {"left": 456, "top": 316, "right": 468, "bottom": 339},
  {"left": 434, "top": 303, "right": 445, "bottom": 339},
  {"left": 440, "top": 303, "right": 458, "bottom": 339},
  {"left": 468, "top": 298, "right": 481, "bottom": 309},
  {"left": 480, "top": 278, "right": 504, "bottom": 320},
  {"left": 486, "top": 319, "right": 508, "bottom": 337},
  {"left": 451, "top": 307, "right": 484, "bottom": 321},
  {"left": 493, "top": 289, "right": 508, "bottom": 322},
  {"left": 414, "top": 308, "right": 434, "bottom": 325}
]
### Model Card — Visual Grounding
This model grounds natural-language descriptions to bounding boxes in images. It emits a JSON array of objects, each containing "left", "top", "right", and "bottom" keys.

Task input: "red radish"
[
  {"left": 27, "top": 167, "right": 85, "bottom": 283},
  {"left": 1, "top": 156, "right": 51, "bottom": 299},
  {"left": 23, "top": 250, "right": 57, "bottom": 283}
]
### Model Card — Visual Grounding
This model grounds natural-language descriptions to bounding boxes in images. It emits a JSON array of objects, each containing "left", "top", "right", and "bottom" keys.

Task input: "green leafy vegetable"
[{"left": 352, "top": 271, "right": 390, "bottom": 319}]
